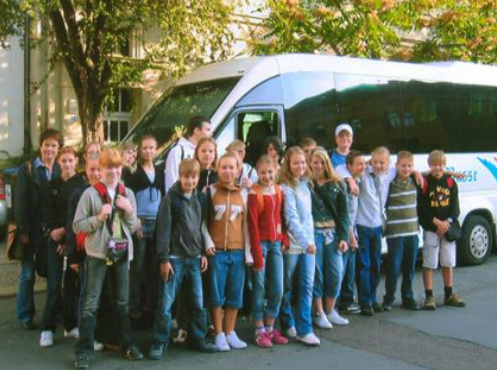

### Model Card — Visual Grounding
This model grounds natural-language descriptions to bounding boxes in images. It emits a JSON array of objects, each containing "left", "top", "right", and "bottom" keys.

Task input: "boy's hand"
[
  {"left": 306, "top": 244, "right": 316, "bottom": 254},
  {"left": 160, "top": 262, "right": 174, "bottom": 282},
  {"left": 350, "top": 234, "right": 358, "bottom": 251},
  {"left": 338, "top": 240, "right": 348, "bottom": 253},
  {"left": 21, "top": 233, "right": 29, "bottom": 245},
  {"left": 98, "top": 204, "right": 112, "bottom": 222},
  {"left": 347, "top": 178, "right": 360, "bottom": 196},
  {"left": 56, "top": 244, "right": 67, "bottom": 256},
  {"left": 116, "top": 195, "right": 133, "bottom": 214},
  {"left": 70, "top": 264, "right": 80, "bottom": 273},
  {"left": 200, "top": 256, "right": 208, "bottom": 273},
  {"left": 206, "top": 247, "right": 216, "bottom": 256},
  {"left": 240, "top": 178, "right": 253, "bottom": 188},
  {"left": 412, "top": 170, "right": 424, "bottom": 187}
]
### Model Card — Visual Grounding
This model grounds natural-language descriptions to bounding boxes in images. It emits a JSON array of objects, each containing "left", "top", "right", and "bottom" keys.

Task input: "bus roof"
[{"left": 177, "top": 54, "right": 497, "bottom": 88}]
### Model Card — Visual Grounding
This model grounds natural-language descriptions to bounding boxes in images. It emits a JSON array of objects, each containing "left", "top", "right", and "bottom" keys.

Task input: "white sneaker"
[
  {"left": 313, "top": 312, "right": 333, "bottom": 329},
  {"left": 226, "top": 331, "right": 247, "bottom": 349},
  {"left": 214, "top": 332, "right": 230, "bottom": 352},
  {"left": 327, "top": 309, "right": 349, "bottom": 326},
  {"left": 284, "top": 327, "right": 297, "bottom": 339},
  {"left": 297, "top": 332, "right": 321, "bottom": 347},
  {"left": 40, "top": 330, "right": 54, "bottom": 347},
  {"left": 94, "top": 340, "right": 104, "bottom": 352},
  {"left": 64, "top": 327, "right": 80, "bottom": 339}
]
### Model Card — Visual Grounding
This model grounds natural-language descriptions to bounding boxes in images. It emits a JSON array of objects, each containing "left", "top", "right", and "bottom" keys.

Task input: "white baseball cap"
[{"left": 335, "top": 123, "right": 353, "bottom": 137}]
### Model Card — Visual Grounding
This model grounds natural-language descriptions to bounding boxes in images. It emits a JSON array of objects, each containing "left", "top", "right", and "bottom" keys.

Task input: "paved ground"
[{"left": 1, "top": 240, "right": 497, "bottom": 370}]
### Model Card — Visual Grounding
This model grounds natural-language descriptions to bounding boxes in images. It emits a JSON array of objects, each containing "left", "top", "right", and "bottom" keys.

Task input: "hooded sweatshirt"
[
  {"left": 206, "top": 182, "right": 252, "bottom": 263},
  {"left": 155, "top": 181, "right": 210, "bottom": 262}
]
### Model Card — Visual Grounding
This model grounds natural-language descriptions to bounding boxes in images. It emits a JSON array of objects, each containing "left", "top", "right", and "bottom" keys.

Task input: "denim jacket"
[{"left": 281, "top": 178, "right": 315, "bottom": 254}]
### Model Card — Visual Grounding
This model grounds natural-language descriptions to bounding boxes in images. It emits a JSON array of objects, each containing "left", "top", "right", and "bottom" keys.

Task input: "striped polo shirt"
[{"left": 384, "top": 176, "right": 419, "bottom": 239}]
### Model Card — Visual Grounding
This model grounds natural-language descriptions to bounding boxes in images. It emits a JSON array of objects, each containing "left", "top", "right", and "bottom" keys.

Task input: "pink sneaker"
[
  {"left": 268, "top": 329, "right": 289, "bottom": 345},
  {"left": 255, "top": 332, "right": 273, "bottom": 348}
]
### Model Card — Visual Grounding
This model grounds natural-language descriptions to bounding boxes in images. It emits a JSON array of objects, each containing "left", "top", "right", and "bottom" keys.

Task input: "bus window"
[
  {"left": 401, "top": 81, "right": 458, "bottom": 153},
  {"left": 216, "top": 116, "right": 236, "bottom": 156},
  {"left": 454, "top": 84, "right": 497, "bottom": 152},
  {"left": 282, "top": 72, "right": 335, "bottom": 149},
  {"left": 334, "top": 73, "right": 405, "bottom": 153},
  {"left": 237, "top": 111, "right": 279, "bottom": 165}
]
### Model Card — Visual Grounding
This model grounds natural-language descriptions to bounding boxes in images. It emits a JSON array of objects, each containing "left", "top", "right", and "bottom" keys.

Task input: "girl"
[
  {"left": 263, "top": 136, "right": 284, "bottom": 169},
  {"left": 195, "top": 137, "right": 219, "bottom": 192},
  {"left": 309, "top": 148, "right": 350, "bottom": 329},
  {"left": 248, "top": 155, "right": 288, "bottom": 348},
  {"left": 278, "top": 146, "right": 320, "bottom": 346},
  {"left": 206, "top": 152, "right": 252, "bottom": 351},
  {"left": 227, "top": 140, "right": 258, "bottom": 189},
  {"left": 126, "top": 135, "right": 165, "bottom": 321},
  {"left": 40, "top": 146, "right": 86, "bottom": 347},
  {"left": 120, "top": 142, "right": 138, "bottom": 172}
]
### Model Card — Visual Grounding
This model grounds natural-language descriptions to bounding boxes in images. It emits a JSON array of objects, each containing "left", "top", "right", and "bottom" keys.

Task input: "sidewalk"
[{"left": 0, "top": 241, "right": 46, "bottom": 297}]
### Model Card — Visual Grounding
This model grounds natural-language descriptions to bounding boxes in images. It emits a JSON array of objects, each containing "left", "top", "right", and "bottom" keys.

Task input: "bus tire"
[{"left": 459, "top": 215, "right": 492, "bottom": 266}]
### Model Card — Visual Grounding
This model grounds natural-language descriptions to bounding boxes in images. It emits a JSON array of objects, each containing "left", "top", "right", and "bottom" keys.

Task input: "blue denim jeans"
[
  {"left": 42, "top": 238, "right": 64, "bottom": 332},
  {"left": 16, "top": 227, "right": 43, "bottom": 323},
  {"left": 251, "top": 241, "right": 284, "bottom": 322},
  {"left": 153, "top": 257, "right": 207, "bottom": 345},
  {"left": 338, "top": 248, "right": 357, "bottom": 307},
  {"left": 384, "top": 235, "right": 419, "bottom": 304},
  {"left": 356, "top": 225, "right": 383, "bottom": 307},
  {"left": 75, "top": 256, "right": 135, "bottom": 357},
  {"left": 279, "top": 252, "right": 315, "bottom": 336},
  {"left": 313, "top": 230, "right": 344, "bottom": 299},
  {"left": 129, "top": 219, "right": 159, "bottom": 317},
  {"left": 209, "top": 250, "right": 245, "bottom": 309}
]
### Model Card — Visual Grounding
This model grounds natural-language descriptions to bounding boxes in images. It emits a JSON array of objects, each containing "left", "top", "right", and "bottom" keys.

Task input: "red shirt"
[{"left": 248, "top": 185, "right": 285, "bottom": 269}]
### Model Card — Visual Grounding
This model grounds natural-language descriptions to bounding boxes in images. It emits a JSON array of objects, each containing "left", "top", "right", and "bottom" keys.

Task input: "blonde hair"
[
  {"left": 179, "top": 158, "right": 201, "bottom": 177},
  {"left": 310, "top": 148, "right": 342, "bottom": 184},
  {"left": 226, "top": 139, "right": 246, "bottom": 152},
  {"left": 100, "top": 149, "right": 122, "bottom": 168},
  {"left": 278, "top": 146, "right": 310, "bottom": 188},
  {"left": 218, "top": 151, "right": 240, "bottom": 169},
  {"left": 256, "top": 154, "right": 277, "bottom": 170},
  {"left": 194, "top": 137, "right": 218, "bottom": 170},
  {"left": 371, "top": 146, "right": 390, "bottom": 157},
  {"left": 397, "top": 150, "right": 414, "bottom": 163},
  {"left": 428, "top": 150, "right": 446, "bottom": 165}
]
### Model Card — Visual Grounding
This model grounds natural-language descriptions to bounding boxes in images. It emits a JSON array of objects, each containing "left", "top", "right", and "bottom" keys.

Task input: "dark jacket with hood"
[{"left": 155, "top": 181, "right": 209, "bottom": 262}]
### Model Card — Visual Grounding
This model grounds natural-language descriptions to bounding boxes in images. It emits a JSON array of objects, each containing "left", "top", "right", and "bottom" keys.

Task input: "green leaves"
[{"left": 249, "top": 0, "right": 497, "bottom": 65}]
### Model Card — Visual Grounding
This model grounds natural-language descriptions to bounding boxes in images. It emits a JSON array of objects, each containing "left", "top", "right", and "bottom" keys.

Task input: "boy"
[
  {"left": 73, "top": 149, "right": 143, "bottom": 369},
  {"left": 355, "top": 146, "right": 392, "bottom": 316},
  {"left": 338, "top": 150, "right": 366, "bottom": 314},
  {"left": 382, "top": 151, "right": 420, "bottom": 311},
  {"left": 418, "top": 150, "right": 465, "bottom": 310},
  {"left": 330, "top": 123, "right": 353, "bottom": 168},
  {"left": 300, "top": 137, "right": 317, "bottom": 164},
  {"left": 226, "top": 140, "right": 258, "bottom": 188},
  {"left": 149, "top": 159, "right": 217, "bottom": 359}
]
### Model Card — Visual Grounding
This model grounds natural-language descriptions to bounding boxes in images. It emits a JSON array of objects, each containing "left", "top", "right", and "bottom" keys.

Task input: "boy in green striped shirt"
[{"left": 382, "top": 151, "right": 421, "bottom": 311}]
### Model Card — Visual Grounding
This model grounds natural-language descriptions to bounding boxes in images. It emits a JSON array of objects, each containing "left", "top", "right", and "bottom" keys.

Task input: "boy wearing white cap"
[{"left": 330, "top": 123, "right": 354, "bottom": 169}]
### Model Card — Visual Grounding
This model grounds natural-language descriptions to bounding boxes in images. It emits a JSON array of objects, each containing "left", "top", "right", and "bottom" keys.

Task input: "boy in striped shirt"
[{"left": 382, "top": 151, "right": 421, "bottom": 311}]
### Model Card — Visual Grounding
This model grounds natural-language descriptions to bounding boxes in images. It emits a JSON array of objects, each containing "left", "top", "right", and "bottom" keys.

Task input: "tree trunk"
[{"left": 77, "top": 94, "right": 104, "bottom": 144}]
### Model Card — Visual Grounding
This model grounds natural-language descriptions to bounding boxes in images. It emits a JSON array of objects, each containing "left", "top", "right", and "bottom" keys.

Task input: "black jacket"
[
  {"left": 43, "top": 173, "right": 86, "bottom": 234},
  {"left": 14, "top": 158, "right": 61, "bottom": 235},
  {"left": 311, "top": 180, "right": 349, "bottom": 243},
  {"left": 156, "top": 181, "right": 207, "bottom": 262},
  {"left": 66, "top": 183, "right": 90, "bottom": 265},
  {"left": 123, "top": 162, "right": 165, "bottom": 197},
  {"left": 197, "top": 169, "right": 218, "bottom": 192},
  {"left": 418, "top": 174, "right": 460, "bottom": 232}
]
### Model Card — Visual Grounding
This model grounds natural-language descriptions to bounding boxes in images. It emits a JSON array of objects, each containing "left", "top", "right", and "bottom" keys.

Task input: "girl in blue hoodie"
[
  {"left": 125, "top": 135, "right": 165, "bottom": 320},
  {"left": 278, "top": 146, "right": 320, "bottom": 347}
]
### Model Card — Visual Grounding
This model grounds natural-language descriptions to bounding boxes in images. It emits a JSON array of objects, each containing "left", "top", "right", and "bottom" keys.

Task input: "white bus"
[{"left": 124, "top": 54, "right": 497, "bottom": 265}]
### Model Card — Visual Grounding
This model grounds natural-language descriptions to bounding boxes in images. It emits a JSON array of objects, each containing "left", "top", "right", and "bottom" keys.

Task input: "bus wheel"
[{"left": 459, "top": 215, "right": 492, "bottom": 266}]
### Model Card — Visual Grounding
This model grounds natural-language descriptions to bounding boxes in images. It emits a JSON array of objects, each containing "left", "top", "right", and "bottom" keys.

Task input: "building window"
[{"left": 104, "top": 89, "right": 132, "bottom": 143}]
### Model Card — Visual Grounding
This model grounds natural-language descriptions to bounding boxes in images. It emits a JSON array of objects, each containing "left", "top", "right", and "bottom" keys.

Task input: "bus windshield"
[{"left": 124, "top": 76, "right": 241, "bottom": 157}]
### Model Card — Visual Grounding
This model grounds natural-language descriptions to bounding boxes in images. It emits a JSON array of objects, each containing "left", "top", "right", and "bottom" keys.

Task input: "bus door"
[{"left": 215, "top": 105, "right": 285, "bottom": 165}]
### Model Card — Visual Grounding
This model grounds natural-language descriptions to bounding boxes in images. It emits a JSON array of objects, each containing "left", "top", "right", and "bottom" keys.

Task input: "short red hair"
[{"left": 99, "top": 149, "right": 122, "bottom": 168}]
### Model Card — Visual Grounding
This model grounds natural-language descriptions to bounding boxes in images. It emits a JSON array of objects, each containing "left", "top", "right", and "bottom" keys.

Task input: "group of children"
[{"left": 15, "top": 118, "right": 466, "bottom": 370}]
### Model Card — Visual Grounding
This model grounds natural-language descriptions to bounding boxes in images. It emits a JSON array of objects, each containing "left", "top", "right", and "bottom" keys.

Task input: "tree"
[
  {"left": 2, "top": 0, "right": 237, "bottom": 144},
  {"left": 248, "top": 0, "right": 497, "bottom": 64}
]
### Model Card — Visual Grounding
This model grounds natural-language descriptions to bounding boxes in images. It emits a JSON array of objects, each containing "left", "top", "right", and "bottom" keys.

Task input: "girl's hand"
[
  {"left": 338, "top": 240, "right": 348, "bottom": 253},
  {"left": 116, "top": 195, "right": 133, "bottom": 214},
  {"left": 252, "top": 262, "right": 264, "bottom": 272},
  {"left": 246, "top": 261, "right": 254, "bottom": 267},
  {"left": 206, "top": 247, "right": 216, "bottom": 256},
  {"left": 70, "top": 264, "right": 80, "bottom": 273},
  {"left": 98, "top": 204, "right": 112, "bottom": 222},
  {"left": 50, "top": 227, "right": 65, "bottom": 242},
  {"left": 21, "top": 233, "right": 29, "bottom": 245},
  {"left": 160, "top": 262, "right": 174, "bottom": 282},
  {"left": 56, "top": 244, "right": 67, "bottom": 256},
  {"left": 200, "top": 256, "right": 208, "bottom": 273},
  {"left": 306, "top": 244, "right": 316, "bottom": 254}
]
